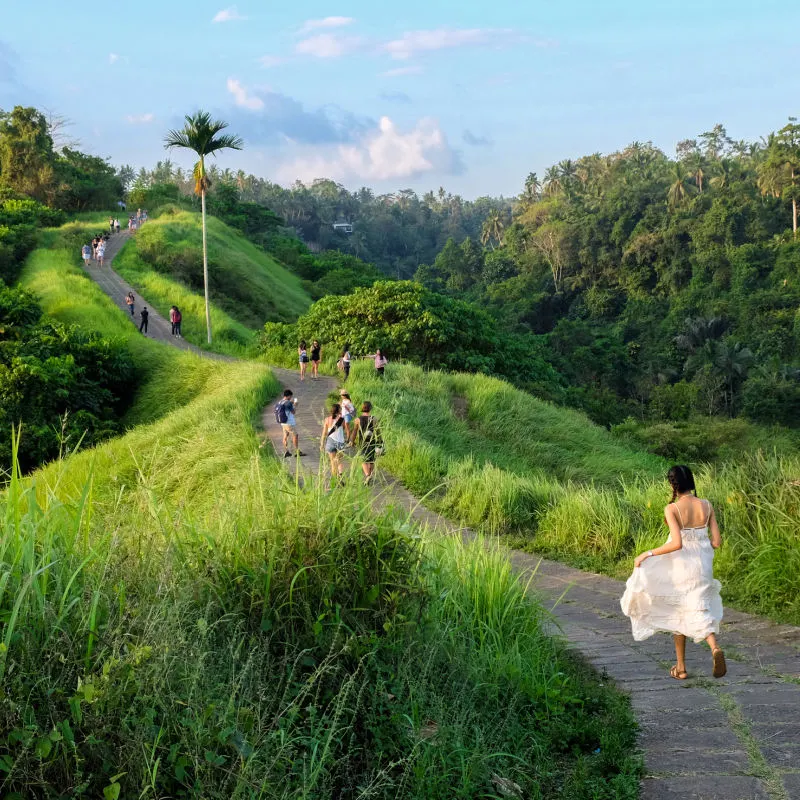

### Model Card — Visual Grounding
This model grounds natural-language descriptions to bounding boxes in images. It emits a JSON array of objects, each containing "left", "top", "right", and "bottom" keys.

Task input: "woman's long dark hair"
[
  {"left": 330, "top": 403, "right": 341, "bottom": 418},
  {"left": 668, "top": 464, "right": 696, "bottom": 503},
  {"left": 300, "top": 340, "right": 307, "bottom": 349}
]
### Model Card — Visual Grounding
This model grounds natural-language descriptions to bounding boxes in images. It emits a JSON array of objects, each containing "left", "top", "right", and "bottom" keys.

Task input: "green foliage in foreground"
[
  {"left": 0, "top": 359, "right": 640, "bottom": 798},
  {"left": 115, "top": 206, "right": 310, "bottom": 334},
  {"left": 347, "top": 361, "right": 800, "bottom": 624}
]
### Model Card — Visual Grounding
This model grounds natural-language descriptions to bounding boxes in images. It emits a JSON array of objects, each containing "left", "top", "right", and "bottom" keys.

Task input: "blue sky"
[{"left": 1, "top": 0, "right": 798, "bottom": 197}]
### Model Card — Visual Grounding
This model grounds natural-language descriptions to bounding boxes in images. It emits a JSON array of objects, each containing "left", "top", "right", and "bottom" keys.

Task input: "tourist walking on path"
[
  {"left": 340, "top": 391, "right": 356, "bottom": 426},
  {"left": 275, "top": 389, "right": 305, "bottom": 458},
  {"left": 349, "top": 401, "right": 381, "bottom": 485},
  {"left": 114, "top": 218, "right": 120, "bottom": 234},
  {"left": 298, "top": 340, "right": 309, "bottom": 381},
  {"left": 320, "top": 402, "right": 348, "bottom": 485},
  {"left": 621, "top": 464, "right": 726, "bottom": 680},
  {"left": 169, "top": 305, "right": 182, "bottom": 337},
  {"left": 81, "top": 243, "right": 91, "bottom": 266},
  {"left": 96, "top": 239, "right": 106, "bottom": 267},
  {"left": 310, "top": 340, "right": 322, "bottom": 380},
  {"left": 125, "top": 292, "right": 135, "bottom": 317},
  {"left": 139, "top": 306, "right": 149, "bottom": 335},
  {"left": 339, "top": 346, "right": 351, "bottom": 382}
]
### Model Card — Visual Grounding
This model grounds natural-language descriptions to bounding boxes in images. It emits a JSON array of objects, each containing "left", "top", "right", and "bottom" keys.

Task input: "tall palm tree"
[
  {"left": 164, "top": 111, "right": 243, "bottom": 344},
  {"left": 481, "top": 209, "right": 505, "bottom": 249},
  {"left": 667, "top": 163, "right": 694, "bottom": 208}
]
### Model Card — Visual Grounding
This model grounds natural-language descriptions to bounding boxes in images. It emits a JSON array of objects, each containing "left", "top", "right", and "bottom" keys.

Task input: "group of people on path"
[
  {"left": 273, "top": 386, "right": 382, "bottom": 486},
  {"left": 128, "top": 208, "right": 148, "bottom": 232},
  {"left": 82, "top": 233, "right": 112, "bottom": 267},
  {"left": 298, "top": 339, "right": 389, "bottom": 382},
  {"left": 122, "top": 291, "right": 180, "bottom": 337}
]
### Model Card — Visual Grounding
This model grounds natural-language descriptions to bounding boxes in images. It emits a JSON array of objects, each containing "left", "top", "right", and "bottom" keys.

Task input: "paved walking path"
[
  {"left": 88, "top": 235, "right": 800, "bottom": 800},
  {"left": 81, "top": 229, "right": 230, "bottom": 361}
]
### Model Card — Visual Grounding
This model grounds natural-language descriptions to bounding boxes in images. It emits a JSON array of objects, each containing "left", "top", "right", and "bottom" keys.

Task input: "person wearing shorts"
[
  {"left": 320, "top": 402, "right": 348, "bottom": 485},
  {"left": 298, "top": 340, "right": 309, "bottom": 381},
  {"left": 349, "top": 401, "right": 380, "bottom": 484},
  {"left": 278, "top": 389, "right": 304, "bottom": 457},
  {"left": 310, "top": 340, "right": 321, "bottom": 380},
  {"left": 82, "top": 244, "right": 92, "bottom": 266}
]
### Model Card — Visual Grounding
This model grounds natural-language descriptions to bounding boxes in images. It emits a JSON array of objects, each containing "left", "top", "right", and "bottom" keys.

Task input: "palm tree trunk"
[{"left": 201, "top": 187, "right": 212, "bottom": 344}]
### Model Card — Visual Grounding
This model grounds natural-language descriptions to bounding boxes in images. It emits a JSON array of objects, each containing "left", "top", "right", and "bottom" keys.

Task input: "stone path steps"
[{"left": 82, "top": 235, "right": 800, "bottom": 800}]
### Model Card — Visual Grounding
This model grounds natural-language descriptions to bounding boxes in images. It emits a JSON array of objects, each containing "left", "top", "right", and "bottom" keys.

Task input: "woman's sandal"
[
  {"left": 670, "top": 665, "right": 688, "bottom": 680},
  {"left": 712, "top": 648, "right": 727, "bottom": 678}
]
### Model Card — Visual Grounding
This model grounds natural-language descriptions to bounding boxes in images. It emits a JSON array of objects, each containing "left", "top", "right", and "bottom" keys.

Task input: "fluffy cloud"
[
  {"left": 227, "top": 77, "right": 264, "bottom": 110},
  {"left": 463, "top": 129, "right": 492, "bottom": 147},
  {"left": 212, "top": 6, "right": 245, "bottom": 23},
  {"left": 275, "top": 116, "right": 462, "bottom": 184},
  {"left": 300, "top": 16, "right": 354, "bottom": 33},
  {"left": 225, "top": 80, "right": 370, "bottom": 145},
  {"left": 126, "top": 113, "right": 155, "bottom": 124},
  {"left": 380, "top": 65, "right": 423, "bottom": 78},
  {"left": 295, "top": 33, "right": 362, "bottom": 58},
  {"left": 383, "top": 27, "right": 516, "bottom": 60}
]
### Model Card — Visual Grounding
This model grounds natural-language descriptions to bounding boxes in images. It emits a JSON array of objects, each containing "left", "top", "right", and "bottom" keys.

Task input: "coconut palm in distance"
[{"left": 164, "top": 111, "right": 243, "bottom": 344}]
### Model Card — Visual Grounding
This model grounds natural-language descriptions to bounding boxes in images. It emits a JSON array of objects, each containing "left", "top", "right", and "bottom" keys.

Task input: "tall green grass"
[{"left": 347, "top": 361, "right": 800, "bottom": 624}]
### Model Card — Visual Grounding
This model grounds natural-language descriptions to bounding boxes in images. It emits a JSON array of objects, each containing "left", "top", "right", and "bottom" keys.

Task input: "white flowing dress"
[{"left": 620, "top": 500, "right": 723, "bottom": 643}]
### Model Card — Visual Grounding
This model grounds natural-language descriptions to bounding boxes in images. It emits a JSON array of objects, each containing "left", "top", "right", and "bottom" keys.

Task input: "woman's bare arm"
[
  {"left": 709, "top": 504, "right": 722, "bottom": 549},
  {"left": 635, "top": 505, "right": 683, "bottom": 567}
]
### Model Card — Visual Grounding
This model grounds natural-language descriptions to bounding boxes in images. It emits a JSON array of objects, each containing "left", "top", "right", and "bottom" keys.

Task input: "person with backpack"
[
  {"left": 320, "top": 402, "right": 348, "bottom": 485},
  {"left": 174, "top": 306, "right": 182, "bottom": 337},
  {"left": 349, "top": 401, "right": 382, "bottom": 484},
  {"left": 275, "top": 389, "right": 305, "bottom": 458},
  {"left": 139, "top": 306, "right": 149, "bottom": 334},
  {"left": 125, "top": 291, "right": 135, "bottom": 317}
]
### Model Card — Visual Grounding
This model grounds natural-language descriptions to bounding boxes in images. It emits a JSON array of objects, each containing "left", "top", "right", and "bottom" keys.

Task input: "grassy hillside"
[
  {"left": 114, "top": 207, "right": 311, "bottom": 353},
  {"left": 0, "top": 229, "right": 641, "bottom": 798},
  {"left": 347, "top": 362, "right": 800, "bottom": 624}
]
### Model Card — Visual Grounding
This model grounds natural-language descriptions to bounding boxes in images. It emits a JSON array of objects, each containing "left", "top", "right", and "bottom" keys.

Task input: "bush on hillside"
[
  {"left": 0, "top": 196, "right": 64, "bottom": 282},
  {"left": 0, "top": 283, "right": 135, "bottom": 472},
  {"left": 263, "top": 280, "right": 562, "bottom": 387}
]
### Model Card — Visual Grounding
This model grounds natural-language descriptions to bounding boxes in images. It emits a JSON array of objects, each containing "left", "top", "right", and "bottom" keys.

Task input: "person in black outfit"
[
  {"left": 310, "top": 339, "right": 322, "bottom": 380},
  {"left": 139, "top": 306, "right": 149, "bottom": 334}
]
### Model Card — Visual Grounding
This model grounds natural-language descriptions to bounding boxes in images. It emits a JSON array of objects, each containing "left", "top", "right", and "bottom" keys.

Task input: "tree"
[
  {"left": 667, "top": 163, "right": 694, "bottom": 208},
  {"left": 530, "top": 221, "right": 569, "bottom": 292},
  {"left": 164, "top": 111, "right": 243, "bottom": 344},
  {"left": 481, "top": 209, "right": 505, "bottom": 249},
  {"left": 522, "top": 172, "right": 541, "bottom": 203},
  {"left": 757, "top": 118, "right": 800, "bottom": 237},
  {"left": 0, "top": 106, "right": 56, "bottom": 202}
]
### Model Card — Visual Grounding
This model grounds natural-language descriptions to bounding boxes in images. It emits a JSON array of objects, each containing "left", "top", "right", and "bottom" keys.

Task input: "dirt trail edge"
[{"left": 90, "top": 236, "right": 800, "bottom": 800}]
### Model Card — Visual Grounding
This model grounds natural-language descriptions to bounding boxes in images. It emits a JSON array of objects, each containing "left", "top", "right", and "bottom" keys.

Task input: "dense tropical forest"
[{"left": 129, "top": 120, "right": 800, "bottom": 445}]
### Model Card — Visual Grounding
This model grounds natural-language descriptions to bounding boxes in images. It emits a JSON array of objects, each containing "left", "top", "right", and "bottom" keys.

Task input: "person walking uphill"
[
  {"left": 349, "top": 401, "right": 382, "bottom": 485},
  {"left": 274, "top": 389, "right": 305, "bottom": 458},
  {"left": 125, "top": 291, "right": 135, "bottom": 317},
  {"left": 139, "top": 306, "right": 149, "bottom": 335},
  {"left": 298, "top": 340, "right": 309, "bottom": 381},
  {"left": 169, "top": 305, "right": 182, "bottom": 337},
  {"left": 320, "top": 402, "right": 348, "bottom": 486},
  {"left": 620, "top": 464, "right": 726, "bottom": 680}
]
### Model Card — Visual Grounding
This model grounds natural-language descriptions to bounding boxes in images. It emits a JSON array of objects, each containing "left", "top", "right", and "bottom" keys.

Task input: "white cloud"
[
  {"left": 213, "top": 6, "right": 246, "bottom": 23},
  {"left": 227, "top": 77, "right": 264, "bottom": 110},
  {"left": 300, "top": 16, "right": 354, "bottom": 33},
  {"left": 258, "top": 55, "right": 285, "bottom": 68},
  {"left": 380, "top": 65, "right": 423, "bottom": 78},
  {"left": 108, "top": 53, "right": 119, "bottom": 64},
  {"left": 383, "top": 27, "right": 515, "bottom": 60},
  {"left": 275, "top": 116, "right": 461, "bottom": 184},
  {"left": 126, "top": 113, "right": 155, "bottom": 124},
  {"left": 295, "top": 33, "right": 362, "bottom": 59}
]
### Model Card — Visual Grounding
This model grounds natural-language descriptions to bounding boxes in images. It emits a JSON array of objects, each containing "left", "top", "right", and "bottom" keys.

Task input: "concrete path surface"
[{"left": 85, "top": 232, "right": 800, "bottom": 800}]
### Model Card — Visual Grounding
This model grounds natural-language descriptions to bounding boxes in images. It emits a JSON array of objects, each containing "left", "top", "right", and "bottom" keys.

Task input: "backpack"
[
  {"left": 274, "top": 400, "right": 289, "bottom": 424},
  {"left": 175, "top": 311, "right": 182, "bottom": 323}
]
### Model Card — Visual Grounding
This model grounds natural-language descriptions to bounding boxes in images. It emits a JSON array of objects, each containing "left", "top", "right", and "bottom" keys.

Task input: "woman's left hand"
[{"left": 634, "top": 552, "right": 650, "bottom": 568}]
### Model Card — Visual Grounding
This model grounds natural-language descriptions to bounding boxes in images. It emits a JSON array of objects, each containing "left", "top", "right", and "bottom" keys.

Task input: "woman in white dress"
[{"left": 621, "top": 465, "right": 726, "bottom": 680}]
